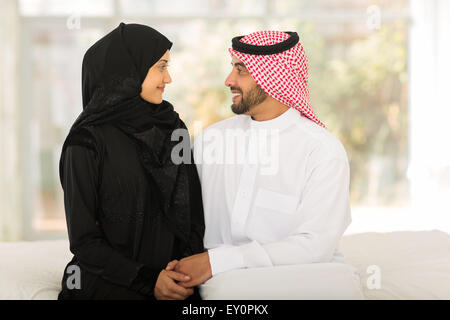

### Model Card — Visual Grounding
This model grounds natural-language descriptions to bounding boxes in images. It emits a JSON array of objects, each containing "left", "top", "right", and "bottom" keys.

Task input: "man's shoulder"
[{"left": 291, "top": 115, "right": 348, "bottom": 161}]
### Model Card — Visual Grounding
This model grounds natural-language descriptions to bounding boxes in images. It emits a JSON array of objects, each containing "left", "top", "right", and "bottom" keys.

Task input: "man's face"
[{"left": 225, "top": 56, "right": 267, "bottom": 115}]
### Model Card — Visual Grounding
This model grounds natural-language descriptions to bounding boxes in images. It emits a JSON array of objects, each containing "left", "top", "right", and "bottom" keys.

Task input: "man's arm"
[{"left": 169, "top": 156, "right": 351, "bottom": 287}]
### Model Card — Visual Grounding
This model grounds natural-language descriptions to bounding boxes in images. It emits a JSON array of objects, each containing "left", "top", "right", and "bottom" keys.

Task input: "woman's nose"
[{"left": 165, "top": 70, "right": 172, "bottom": 84}]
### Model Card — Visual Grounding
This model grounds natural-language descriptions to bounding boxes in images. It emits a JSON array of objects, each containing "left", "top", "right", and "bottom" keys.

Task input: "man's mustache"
[{"left": 230, "top": 87, "right": 243, "bottom": 94}]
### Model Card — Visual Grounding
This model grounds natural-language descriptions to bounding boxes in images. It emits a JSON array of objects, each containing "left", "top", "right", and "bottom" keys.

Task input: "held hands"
[
  {"left": 165, "top": 251, "right": 212, "bottom": 288},
  {"left": 154, "top": 251, "right": 213, "bottom": 300},
  {"left": 154, "top": 269, "right": 193, "bottom": 300}
]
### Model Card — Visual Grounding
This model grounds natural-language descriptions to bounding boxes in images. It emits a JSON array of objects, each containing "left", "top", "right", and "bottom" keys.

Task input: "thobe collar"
[{"left": 248, "top": 107, "right": 300, "bottom": 131}]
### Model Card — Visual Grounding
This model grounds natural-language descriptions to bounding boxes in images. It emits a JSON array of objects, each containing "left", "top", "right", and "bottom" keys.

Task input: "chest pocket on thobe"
[{"left": 248, "top": 187, "right": 299, "bottom": 243}]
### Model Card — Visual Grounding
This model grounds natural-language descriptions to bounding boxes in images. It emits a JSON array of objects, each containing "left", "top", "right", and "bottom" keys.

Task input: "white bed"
[{"left": 1, "top": 230, "right": 449, "bottom": 300}]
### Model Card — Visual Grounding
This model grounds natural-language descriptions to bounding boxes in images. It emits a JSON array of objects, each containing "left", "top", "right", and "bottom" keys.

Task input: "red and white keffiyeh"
[{"left": 229, "top": 30, "right": 325, "bottom": 128}]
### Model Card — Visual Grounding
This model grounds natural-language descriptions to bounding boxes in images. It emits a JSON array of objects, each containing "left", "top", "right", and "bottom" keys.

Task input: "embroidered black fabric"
[{"left": 58, "top": 23, "right": 205, "bottom": 299}]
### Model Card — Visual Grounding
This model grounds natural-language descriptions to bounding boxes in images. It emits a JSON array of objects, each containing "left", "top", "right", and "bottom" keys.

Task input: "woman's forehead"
[{"left": 160, "top": 49, "right": 170, "bottom": 61}]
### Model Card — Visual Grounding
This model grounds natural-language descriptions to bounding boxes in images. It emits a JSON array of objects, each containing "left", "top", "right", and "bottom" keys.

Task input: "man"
[{"left": 166, "top": 31, "right": 352, "bottom": 294}]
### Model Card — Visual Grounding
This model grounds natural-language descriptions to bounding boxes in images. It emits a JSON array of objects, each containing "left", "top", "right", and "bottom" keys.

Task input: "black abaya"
[{"left": 57, "top": 23, "right": 204, "bottom": 300}]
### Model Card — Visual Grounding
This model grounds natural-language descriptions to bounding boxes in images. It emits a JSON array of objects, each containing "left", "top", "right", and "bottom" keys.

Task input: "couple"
[{"left": 58, "top": 23, "right": 352, "bottom": 300}]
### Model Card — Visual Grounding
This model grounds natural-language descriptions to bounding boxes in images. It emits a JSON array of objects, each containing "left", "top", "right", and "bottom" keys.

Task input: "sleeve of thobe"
[
  {"left": 62, "top": 145, "right": 159, "bottom": 289},
  {"left": 207, "top": 156, "right": 352, "bottom": 276}
]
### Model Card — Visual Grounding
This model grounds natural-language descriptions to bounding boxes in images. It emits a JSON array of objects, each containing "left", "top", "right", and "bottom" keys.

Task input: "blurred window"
[{"left": 17, "top": 0, "right": 410, "bottom": 238}]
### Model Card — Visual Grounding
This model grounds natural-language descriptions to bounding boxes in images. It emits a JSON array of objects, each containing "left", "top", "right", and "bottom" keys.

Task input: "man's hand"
[
  {"left": 154, "top": 269, "right": 194, "bottom": 300},
  {"left": 165, "top": 252, "right": 212, "bottom": 288}
]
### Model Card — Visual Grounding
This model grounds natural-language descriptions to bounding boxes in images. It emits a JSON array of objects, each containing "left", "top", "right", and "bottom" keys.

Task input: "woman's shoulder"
[{"left": 64, "top": 125, "right": 106, "bottom": 156}]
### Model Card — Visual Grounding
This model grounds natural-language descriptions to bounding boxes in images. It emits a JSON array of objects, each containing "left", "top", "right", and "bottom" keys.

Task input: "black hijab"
[{"left": 60, "top": 23, "right": 193, "bottom": 245}]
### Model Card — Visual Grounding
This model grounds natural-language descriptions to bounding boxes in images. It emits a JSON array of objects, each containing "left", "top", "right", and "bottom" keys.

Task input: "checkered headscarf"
[{"left": 229, "top": 30, "right": 325, "bottom": 128}]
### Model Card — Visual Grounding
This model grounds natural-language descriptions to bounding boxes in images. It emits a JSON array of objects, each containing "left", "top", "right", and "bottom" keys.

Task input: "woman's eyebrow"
[{"left": 158, "top": 59, "right": 169, "bottom": 63}]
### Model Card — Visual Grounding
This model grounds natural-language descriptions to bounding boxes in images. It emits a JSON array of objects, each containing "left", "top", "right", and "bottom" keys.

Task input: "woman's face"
[{"left": 140, "top": 50, "right": 172, "bottom": 104}]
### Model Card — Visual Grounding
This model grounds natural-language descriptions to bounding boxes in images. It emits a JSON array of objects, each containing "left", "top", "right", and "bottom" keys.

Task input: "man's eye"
[{"left": 237, "top": 68, "right": 243, "bottom": 74}]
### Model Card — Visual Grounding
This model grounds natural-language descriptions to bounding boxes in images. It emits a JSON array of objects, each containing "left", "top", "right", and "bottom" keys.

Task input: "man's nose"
[{"left": 225, "top": 71, "right": 235, "bottom": 87}]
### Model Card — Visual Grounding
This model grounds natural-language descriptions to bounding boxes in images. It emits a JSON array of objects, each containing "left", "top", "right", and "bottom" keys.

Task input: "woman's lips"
[{"left": 158, "top": 87, "right": 165, "bottom": 92}]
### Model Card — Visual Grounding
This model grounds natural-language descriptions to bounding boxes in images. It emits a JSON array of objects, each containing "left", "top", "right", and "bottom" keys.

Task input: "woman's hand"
[
  {"left": 165, "top": 259, "right": 179, "bottom": 271},
  {"left": 154, "top": 269, "right": 194, "bottom": 300},
  {"left": 165, "top": 254, "right": 212, "bottom": 288}
]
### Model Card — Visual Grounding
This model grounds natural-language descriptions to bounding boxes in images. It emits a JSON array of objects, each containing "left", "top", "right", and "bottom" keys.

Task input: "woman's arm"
[
  {"left": 184, "top": 151, "right": 206, "bottom": 256},
  {"left": 62, "top": 143, "right": 157, "bottom": 290}
]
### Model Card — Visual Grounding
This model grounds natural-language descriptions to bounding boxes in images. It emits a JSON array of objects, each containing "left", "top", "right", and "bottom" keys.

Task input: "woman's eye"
[{"left": 159, "top": 65, "right": 168, "bottom": 71}]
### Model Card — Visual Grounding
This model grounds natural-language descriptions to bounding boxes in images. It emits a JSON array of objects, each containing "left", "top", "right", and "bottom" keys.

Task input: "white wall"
[
  {"left": 408, "top": 0, "right": 450, "bottom": 232},
  {"left": 0, "top": 0, "right": 22, "bottom": 241}
]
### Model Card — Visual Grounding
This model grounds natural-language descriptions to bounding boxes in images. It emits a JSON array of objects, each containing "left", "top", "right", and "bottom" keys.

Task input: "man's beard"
[{"left": 231, "top": 84, "right": 268, "bottom": 115}]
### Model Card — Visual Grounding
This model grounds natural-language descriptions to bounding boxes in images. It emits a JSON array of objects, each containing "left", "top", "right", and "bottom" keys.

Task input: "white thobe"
[{"left": 193, "top": 107, "right": 352, "bottom": 276}]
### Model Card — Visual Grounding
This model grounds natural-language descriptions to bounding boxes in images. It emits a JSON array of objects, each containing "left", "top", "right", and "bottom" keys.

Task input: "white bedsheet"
[
  {"left": 0, "top": 239, "right": 71, "bottom": 300},
  {"left": 340, "top": 230, "right": 450, "bottom": 299},
  {"left": 0, "top": 230, "right": 449, "bottom": 300}
]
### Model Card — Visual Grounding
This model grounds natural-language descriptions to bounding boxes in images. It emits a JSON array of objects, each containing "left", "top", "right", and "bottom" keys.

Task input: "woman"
[{"left": 57, "top": 23, "right": 204, "bottom": 300}]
